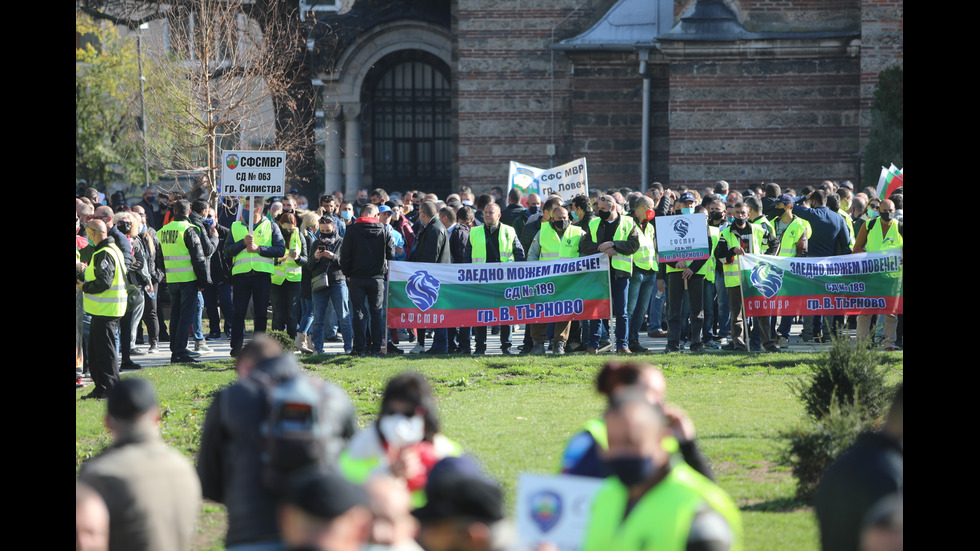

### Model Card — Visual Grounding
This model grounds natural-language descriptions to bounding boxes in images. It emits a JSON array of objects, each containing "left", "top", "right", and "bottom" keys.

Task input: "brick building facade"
[{"left": 312, "top": 0, "right": 902, "bottom": 197}]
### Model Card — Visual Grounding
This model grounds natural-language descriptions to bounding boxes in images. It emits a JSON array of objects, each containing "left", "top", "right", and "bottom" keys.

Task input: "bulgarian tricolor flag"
[{"left": 876, "top": 164, "right": 903, "bottom": 200}]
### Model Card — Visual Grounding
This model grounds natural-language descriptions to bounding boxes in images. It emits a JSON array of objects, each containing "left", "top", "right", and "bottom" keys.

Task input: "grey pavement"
[{"left": 78, "top": 318, "right": 891, "bottom": 388}]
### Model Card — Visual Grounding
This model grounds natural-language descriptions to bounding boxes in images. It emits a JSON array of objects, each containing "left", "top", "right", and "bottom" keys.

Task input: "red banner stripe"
[
  {"left": 742, "top": 295, "right": 903, "bottom": 317},
  {"left": 387, "top": 299, "right": 611, "bottom": 328}
]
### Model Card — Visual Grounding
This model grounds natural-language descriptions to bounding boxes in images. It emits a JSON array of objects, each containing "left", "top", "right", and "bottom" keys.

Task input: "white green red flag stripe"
[
  {"left": 387, "top": 254, "right": 612, "bottom": 329},
  {"left": 876, "top": 164, "right": 903, "bottom": 200},
  {"left": 737, "top": 251, "right": 903, "bottom": 317}
]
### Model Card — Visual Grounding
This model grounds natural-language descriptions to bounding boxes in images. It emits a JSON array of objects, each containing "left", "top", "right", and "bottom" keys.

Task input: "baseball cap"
[
  {"left": 678, "top": 192, "right": 696, "bottom": 204},
  {"left": 107, "top": 378, "right": 157, "bottom": 421},
  {"left": 412, "top": 456, "right": 503, "bottom": 524},
  {"left": 775, "top": 193, "right": 795, "bottom": 206},
  {"left": 284, "top": 469, "right": 367, "bottom": 520}
]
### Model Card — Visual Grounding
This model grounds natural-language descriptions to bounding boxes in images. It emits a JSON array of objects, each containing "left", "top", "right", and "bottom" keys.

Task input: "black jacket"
[
  {"left": 410, "top": 218, "right": 450, "bottom": 264},
  {"left": 197, "top": 355, "right": 357, "bottom": 547},
  {"left": 339, "top": 219, "right": 395, "bottom": 279},
  {"left": 449, "top": 224, "right": 471, "bottom": 264},
  {"left": 310, "top": 232, "right": 345, "bottom": 286}
]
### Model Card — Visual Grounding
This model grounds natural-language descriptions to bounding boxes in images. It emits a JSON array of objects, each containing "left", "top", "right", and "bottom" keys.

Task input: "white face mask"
[{"left": 378, "top": 414, "right": 425, "bottom": 447}]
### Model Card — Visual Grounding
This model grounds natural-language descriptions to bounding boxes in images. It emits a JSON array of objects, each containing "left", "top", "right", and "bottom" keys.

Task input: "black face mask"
[
  {"left": 597, "top": 210, "right": 612, "bottom": 221},
  {"left": 116, "top": 221, "right": 131, "bottom": 235},
  {"left": 321, "top": 232, "right": 335, "bottom": 239},
  {"left": 709, "top": 211, "right": 724, "bottom": 223},
  {"left": 606, "top": 456, "right": 657, "bottom": 487},
  {"left": 734, "top": 217, "right": 748, "bottom": 227},
  {"left": 551, "top": 219, "right": 569, "bottom": 232},
  {"left": 527, "top": 205, "right": 539, "bottom": 215},
  {"left": 879, "top": 211, "right": 893, "bottom": 222}
]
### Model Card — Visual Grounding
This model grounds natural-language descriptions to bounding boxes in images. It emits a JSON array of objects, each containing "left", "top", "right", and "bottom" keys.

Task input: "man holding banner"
[
  {"left": 580, "top": 196, "right": 639, "bottom": 354},
  {"left": 715, "top": 203, "right": 779, "bottom": 352},
  {"left": 526, "top": 206, "right": 583, "bottom": 355},
  {"left": 466, "top": 202, "right": 525, "bottom": 354},
  {"left": 853, "top": 199, "right": 903, "bottom": 350},
  {"left": 225, "top": 199, "right": 286, "bottom": 357}
]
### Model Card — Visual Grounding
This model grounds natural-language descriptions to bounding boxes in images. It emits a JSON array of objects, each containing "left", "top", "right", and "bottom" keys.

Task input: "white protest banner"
[
  {"left": 654, "top": 212, "right": 710, "bottom": 263},
  {"left": 515, "top": 473, "right": 603, "bottom": 551},
  {"left": 219, "top": 150, "right": 287, "bottom": 197},
  {"left": 508, "top": 158, "right": 588, "bottom": 203}
]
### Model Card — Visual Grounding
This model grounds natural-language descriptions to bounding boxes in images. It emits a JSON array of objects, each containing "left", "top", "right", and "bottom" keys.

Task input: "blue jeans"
[
  {"left": 169, "top": 281, "right": 199, "bottom": 359},
  {"left": 192, "top": 290, "right": 205, "bottom": 341},
  {"left": 590, "top": 276, "right": 629, "bottom": 350},
  {"left": 298, "top": 298, "right": 314, "bottom": 334},
  {"left": 647, "top": 285, "right": 665, "bottom": 332},
  {"left": 311, "top": 282, "right": 352, "bottom": 353},
  {"left": 203, "top": 282, "right": 233, "bottom": 335},
  {"left": 628, "top": 270, "right": 656, "bottom": 343}
]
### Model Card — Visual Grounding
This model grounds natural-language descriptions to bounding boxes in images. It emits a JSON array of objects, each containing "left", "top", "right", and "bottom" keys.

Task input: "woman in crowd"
[
  {"left": 341, "top": 372, "right": 461, "bottom": 506},
  {"left": 270, "top": 212, "right": 307, "bottom": 348},
  {"left": 309, "top": 216, "right": 352, "bottom": 354},
  {"left": 114, "top": 212, "right": 150, "bottom": 370}
]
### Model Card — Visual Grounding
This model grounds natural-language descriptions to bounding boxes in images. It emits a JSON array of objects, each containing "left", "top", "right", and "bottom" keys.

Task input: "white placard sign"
[
  {"left": 654, "top": 212, "right": 710, "bottom": 263},
  {"left": 219, "top": 150, "right": 287, "bottom": 197},
  {"left": 508, "top": 158, "right": 588, "bottom": 204},
  {"left": 515, "top": 473, "right": 604, "bottom": 551}
]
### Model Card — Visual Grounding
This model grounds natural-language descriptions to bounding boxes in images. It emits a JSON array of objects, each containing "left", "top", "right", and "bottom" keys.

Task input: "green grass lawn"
[{"left": 76, "top": 350, "right": 904, "bottom": 551}]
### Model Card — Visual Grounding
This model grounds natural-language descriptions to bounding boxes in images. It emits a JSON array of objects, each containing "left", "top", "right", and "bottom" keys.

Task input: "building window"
[{"left": 367, "top": 51, "right": 451, "bottom": 195}]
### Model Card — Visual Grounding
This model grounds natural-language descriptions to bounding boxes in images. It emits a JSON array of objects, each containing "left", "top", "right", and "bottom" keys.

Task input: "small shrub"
[
  {"left": 781, "top": 403, "right": 868, "bottom": 501},
  {"left": 265, "top": 330, "right": 294, "bottom": 352},
  {"left": 790, "top": 334, "right": 890, "bottom": 422}
]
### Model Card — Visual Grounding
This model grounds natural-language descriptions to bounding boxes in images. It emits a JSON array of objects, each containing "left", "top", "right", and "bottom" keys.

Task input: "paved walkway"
[{"left": 78, "top": 319, "right": 895, "bottom": 385}]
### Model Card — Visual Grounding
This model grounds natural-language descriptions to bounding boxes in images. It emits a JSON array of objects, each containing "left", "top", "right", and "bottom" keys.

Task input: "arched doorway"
[{"left": 363, "top": 50, "right": 452, "bottom": 196}]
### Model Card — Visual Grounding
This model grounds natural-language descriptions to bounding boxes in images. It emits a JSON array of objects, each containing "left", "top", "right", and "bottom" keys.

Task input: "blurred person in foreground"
[
  {"left": 815, "top": 385, "right": 903, "bottom": 551},
  {"left": 582, "top": 389, "right": 741, "bottom": 551},
  {"left": 341, "top": 372, "right": 461, "bottom": 507},
  {"left": 279, "top": 469, "right": 371, "bottom": 551},
  {"left": 78, "top": 378, "right": 201, "bottom": 551},
  {"left": 560, "top": 360, "right": 713, "bottom": 480},
  {"left": 412, "top": 456, "right": 515, "bottom": 551}
]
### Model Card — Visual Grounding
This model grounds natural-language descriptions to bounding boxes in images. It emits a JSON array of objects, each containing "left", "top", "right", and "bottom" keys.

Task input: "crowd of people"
[
  {"left": 76, "top": 337, "right": 902, "bottom": 551},
  {"left": 76, "top": 178, "right": 903, "bottom": 395},
  {"left": 76, "top": 179, "right": 902, "bottom": 551}
]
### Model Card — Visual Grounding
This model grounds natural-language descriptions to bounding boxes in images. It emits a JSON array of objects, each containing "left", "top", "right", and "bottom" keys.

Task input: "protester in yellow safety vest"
[
  {"left": 579, "top": 196, "right": 640, "bottom": 354},
  {"left": 561, "top": 360, "right": 713, "bottom": 479},
  {"left": 745, "top": 196, "right": 777, "bottom": 352},
  {"left": 714, "top": 203, "right": 780, "bottom": 352},
  {"left": 224, "top": 198, "right": 286, "bottom": 357},
  {"left": 772, "top": 194, "right": 809, "bottom": 344},
  {"left": 270, "top": 212, "right": 308, "bottom": 351},
  {"left": 582, "top": 389, "right": 742, "bottom": 551},
  {"left": 703, "top": 199, "right": 729, "bottom": 348},
  {"left": 853, "top": 199, "right": 903, "bottom": 350},
  {"left": 627, "top": 193, "right": 671, "bottom": 352},
  {"left": 159, "top": 199, "right": 211, "bottom": 364},
  {"left": 465, "top": 202, "right": 526, "bottom": 354},
  {"left": 78, "top": 219, "right": 127, "bottom": 400},
  {"left": 526, "top": 206, "right": 583, "bottom": 355},
  {"left": 662, "top": 192, "right": 711, "bottom": 353}
]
